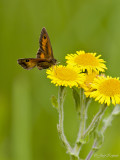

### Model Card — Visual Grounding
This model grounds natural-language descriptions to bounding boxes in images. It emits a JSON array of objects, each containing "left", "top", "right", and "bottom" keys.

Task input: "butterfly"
[{"left": 17, "top": 27, "right": 57, "bottom": 70}]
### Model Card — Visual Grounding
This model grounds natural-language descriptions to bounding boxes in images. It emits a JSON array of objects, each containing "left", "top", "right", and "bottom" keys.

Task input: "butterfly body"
[
  {"left": 37, "top": 58, "right": 57, "bottom": 70},
  {"left": 18, "top": 27, "right": 57, "bottom": 70}
]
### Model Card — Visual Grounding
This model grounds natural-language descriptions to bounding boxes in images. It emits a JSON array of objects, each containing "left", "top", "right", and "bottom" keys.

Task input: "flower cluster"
[{"left": 46, "top": 50, "right": 120, "bottom": 106}]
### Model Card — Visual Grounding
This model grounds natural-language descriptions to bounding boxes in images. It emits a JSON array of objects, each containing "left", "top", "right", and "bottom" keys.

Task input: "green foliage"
[
  {"left": 112, "top": 104, "right": 120, "bottom": 115},
  {"left": 72, "top": 88, "right": 80, "bottom": 113},
  {"left": 78, "top": 134, "right": 89, "bottom": 145},
  {"left": 93, "top": 131, "right": 104, "bottom": 151},
  {"left": 51, "top": 95, "right": 58, "bottom": 110}
]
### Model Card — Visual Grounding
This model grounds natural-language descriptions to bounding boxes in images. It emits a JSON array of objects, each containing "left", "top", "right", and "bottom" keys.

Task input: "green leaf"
[
  {"left": 112, "top": 104, "right": 120, "bottom": 116},
  {"left": 70, "top": 154, "right": 79, "bottom": 160},
  {"left": 99, "top": 105, "right": 120, "bottom": 132},
  {"left": 72, "top": 88, "right": 80, "bottom": 113},
  {"left": 88, "top": 117, "right": 101, "bottom": 136},
  {"left": 51, "top": 95, "right": 58, "bottom": 110},
  {"left": 78, "top": 134, "right": 89, "bottom": 144},
  {"left": 103, "top": 117, "right": 113, "bottom": 128},
  {"left": 93, "top": 131, "right": 104, "bottom": 151}
]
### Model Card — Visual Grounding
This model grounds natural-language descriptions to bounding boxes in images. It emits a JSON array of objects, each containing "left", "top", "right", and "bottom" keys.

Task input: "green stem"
[
  {"left": 80, "top": 89, "right": 86, "bottom": 136},
  {"left": 83, "top": 104, "right": 107, "bottom": 138},
  {"left": 73, "top": 89, "right": 88, "bottom": 156},
  {"left": 57, "top": 86, "right": 72, "bottom": 154},
  {"left": 101, "top": 112, "right": 113, "bottom": 133},
  {"left": 85, "top": 141, "right": 97, "bottom": 160},
  {"left": 89, "top": 105, "right": 119, "bottom": 159},
  {"left": 85, "top": 104, "right": 108, "bottom": 160}
]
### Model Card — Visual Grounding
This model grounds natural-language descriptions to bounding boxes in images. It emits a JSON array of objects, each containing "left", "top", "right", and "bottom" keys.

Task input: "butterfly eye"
[
  {"left": 26, "top": 59, "right": 29, "bottom": 62},
  {"left": 44, "top": 36, "right": 46, "bottom": 39}
]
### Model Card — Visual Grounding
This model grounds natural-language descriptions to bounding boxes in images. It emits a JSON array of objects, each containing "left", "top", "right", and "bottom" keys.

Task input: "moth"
[{"left": 17, "top": 27, "right": 57, "bottom": 70}]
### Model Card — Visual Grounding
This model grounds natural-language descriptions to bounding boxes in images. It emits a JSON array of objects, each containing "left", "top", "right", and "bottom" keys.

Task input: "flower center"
[
  {"left": 99, "top": 79, "right": 120, "bottom": 96},
  {"left": 74, "top": 54, "right": 99, "bottom": 66},
  {"left": 55, "top": 67, "right": 78, "bottom": 81}
]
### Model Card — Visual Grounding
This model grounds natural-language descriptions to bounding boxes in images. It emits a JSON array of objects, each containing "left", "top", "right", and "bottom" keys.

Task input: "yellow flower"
[
  {"left": 46, "top": 65, "right": 85, "bottom": 88},
  {"left": 82, "top": 72, "right": 99, "bottom": 91},
  {"left": 65, "top": 51, "right": 107, "bottom": 74},
  {"left": 85, "top": 76, "right": 120, "bottom": 106}
]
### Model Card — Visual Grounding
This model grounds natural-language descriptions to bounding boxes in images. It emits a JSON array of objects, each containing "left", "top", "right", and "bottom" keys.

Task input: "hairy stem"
[
  {"left": 85, "top": 104, "right": 107, "bottom": 160},
  {"left": 85, "top": 141, "right": 97, "bottom": 160},
  {"left": 58, "top": 86, "right": 72, "bottom": 153},
  {"left": 73, "top": 89, "right": 88, "bottom": 156},
  {"left": 84, "top": 104, "right": 107, "bottom": 138}
]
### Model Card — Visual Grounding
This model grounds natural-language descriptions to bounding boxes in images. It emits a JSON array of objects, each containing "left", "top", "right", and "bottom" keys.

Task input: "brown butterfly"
[{"left": 17, "top": 27, "right": 57, "bottom": 70}]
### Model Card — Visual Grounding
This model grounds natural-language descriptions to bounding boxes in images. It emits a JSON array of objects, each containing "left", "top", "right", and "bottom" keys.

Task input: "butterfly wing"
[
  {"left": 17, "top": 58, "right": 49, "bottom": 70},
  {"left": 37, "top": 27, "right": 54, "bottom": 59}
]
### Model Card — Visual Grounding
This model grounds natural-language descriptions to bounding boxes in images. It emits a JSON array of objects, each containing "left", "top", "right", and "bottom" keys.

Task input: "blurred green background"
[{"left": 1, "top": 0, "right": 120, "bottom": 160}]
